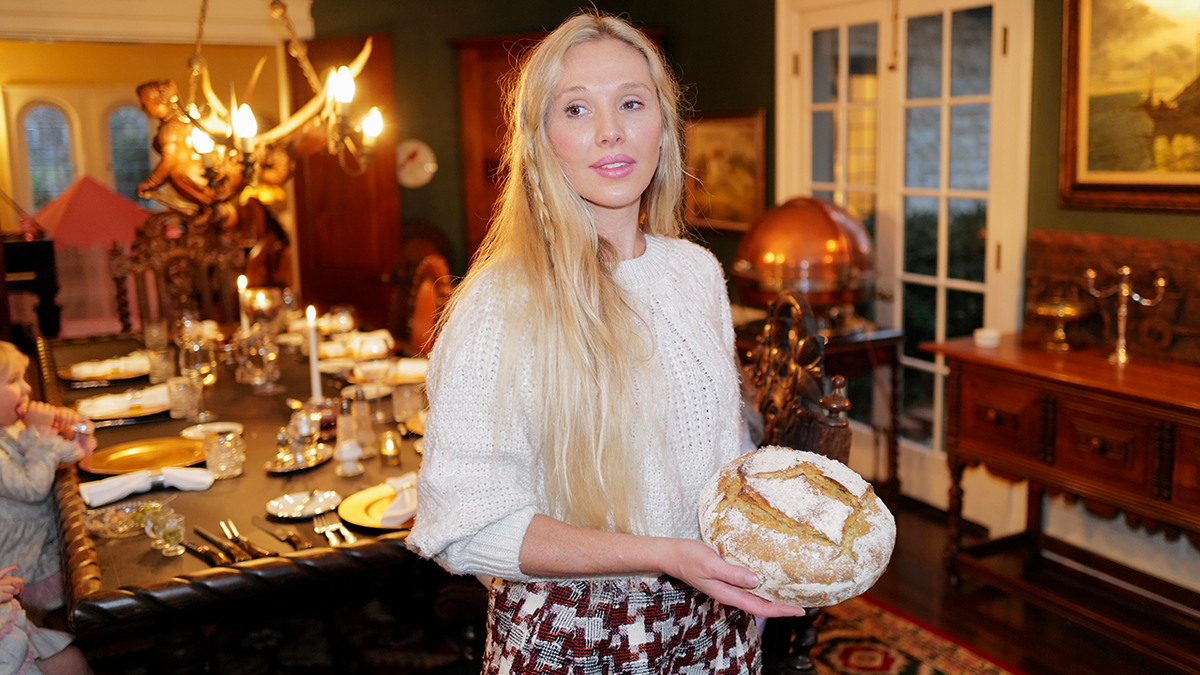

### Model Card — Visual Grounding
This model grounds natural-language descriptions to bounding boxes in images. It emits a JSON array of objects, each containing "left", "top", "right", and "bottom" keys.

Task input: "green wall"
[
  {"left": 1028, "top": 0, "right": 1199, "bottom": 240},
  {"left": 311, "top": 0, "right": 773, "bottom": 274}
]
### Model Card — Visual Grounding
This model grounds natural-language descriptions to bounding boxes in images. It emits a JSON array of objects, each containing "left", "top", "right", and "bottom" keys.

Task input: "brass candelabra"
[{"left": 1085, "top": 265, "right": 1166, "bottom": 364}]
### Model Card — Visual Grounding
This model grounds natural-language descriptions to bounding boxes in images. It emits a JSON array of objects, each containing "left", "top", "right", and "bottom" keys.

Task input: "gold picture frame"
[
  {"left": 1059, "top": 0, "right": 1200, "bottom": 211},
  {"left": 684, "top": 109, "right": 766, "bottom": 231}
]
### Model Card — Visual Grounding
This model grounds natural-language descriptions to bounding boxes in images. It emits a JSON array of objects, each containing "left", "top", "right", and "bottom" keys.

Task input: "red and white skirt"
[{"left": 483, "top": 575, "right": 759, "bottom": 675}]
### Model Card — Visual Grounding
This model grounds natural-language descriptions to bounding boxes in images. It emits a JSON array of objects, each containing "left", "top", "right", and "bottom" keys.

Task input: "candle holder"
[{"left": 1085, "top": 265, "right": 1167, "bottom": 364}]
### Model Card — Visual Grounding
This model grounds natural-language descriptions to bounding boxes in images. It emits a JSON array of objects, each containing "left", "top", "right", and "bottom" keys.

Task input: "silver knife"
[{"left": 250, "top": 515, "right": 312, "bottom": 550}]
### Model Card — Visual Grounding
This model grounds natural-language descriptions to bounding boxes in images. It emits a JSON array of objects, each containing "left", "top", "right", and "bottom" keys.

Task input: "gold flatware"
[{"left": 313, "top": 512, "right": 340, "bottom": 547}]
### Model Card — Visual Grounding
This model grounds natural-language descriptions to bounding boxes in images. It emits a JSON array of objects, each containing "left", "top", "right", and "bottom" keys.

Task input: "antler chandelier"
[{"left": 138, "top": 0, "right": 381, "bottom": 217}]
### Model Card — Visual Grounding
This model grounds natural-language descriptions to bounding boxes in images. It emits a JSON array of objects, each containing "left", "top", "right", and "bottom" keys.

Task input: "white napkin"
[
  {"left": 379, "top": 472, "right": 418, "bottom": 527},
  {"left": 77, "top": 383, "right": 171, "bottom": 418},
  {"left": 80, "top": 467, "right": 215, "bottom": 507},
  {"left": 70, "top": 351, "right": 152, "bottom": 378},
  {"left": 390, "top": 358, "right": 429, "bottom": 381}
]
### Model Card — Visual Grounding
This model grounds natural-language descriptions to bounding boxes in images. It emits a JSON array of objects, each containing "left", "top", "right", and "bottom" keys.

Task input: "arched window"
[
  {"left": 108, "top": 105, "right": 153, "bottom": 207},
  {"left": 24, "top": 104, "right": 74, "bottom": 209}
]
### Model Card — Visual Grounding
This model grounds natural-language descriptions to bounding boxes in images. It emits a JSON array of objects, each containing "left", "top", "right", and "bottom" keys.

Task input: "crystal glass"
[
  {"left": 186, "top": 370, "right": 215, "bottom": 423},
  {"left": 144, "top": 505, "right": 176, "bottom": 550},
  {"left": 204, "top": 430, "right": 245, "bottom": 479},
  {"left": 354, "top": 336, "right": 393, "bottom": 423},
  {"left": 148, "top": 348, "right": 174, "bottom": 384},
  {"left": 245, "top": 287, "right": 287, "bottom": 335},
  {"left": 160, "top": 514, "right": 185, "bottom": 557},
  {"left": 237, "top": 328, "right": 284, "bottom": 396},
  {"left": 392, "top": 384, "right": 423, "bottom": 425},
  {"left": 166, "top": 376, "right": 199, "bottom": 420},
  {"left": 179, "top": 336, "right": 218, "bottom": 387},
  {"left": 143, "top": 319, "right": 169, "bottom": 351}
]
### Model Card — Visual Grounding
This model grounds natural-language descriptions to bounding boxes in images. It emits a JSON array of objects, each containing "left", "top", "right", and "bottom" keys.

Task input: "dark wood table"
[{"left": 37, "top": 335, "right": 426, "bottom": 662}]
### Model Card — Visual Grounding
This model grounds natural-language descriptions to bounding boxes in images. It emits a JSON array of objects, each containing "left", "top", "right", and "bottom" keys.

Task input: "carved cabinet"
[{"left": 926, "top": 334, "right": 1200, "bottom": 675}]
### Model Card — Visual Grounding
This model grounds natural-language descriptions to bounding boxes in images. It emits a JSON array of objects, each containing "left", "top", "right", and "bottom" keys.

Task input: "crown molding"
[{"left": 0, "top": 0, "right": 313, "bottom": 45}]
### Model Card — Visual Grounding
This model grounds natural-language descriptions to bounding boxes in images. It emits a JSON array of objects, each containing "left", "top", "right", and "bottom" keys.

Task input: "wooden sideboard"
[{"left": 924, "top": 335, "right": 1200, "bottom": 675}]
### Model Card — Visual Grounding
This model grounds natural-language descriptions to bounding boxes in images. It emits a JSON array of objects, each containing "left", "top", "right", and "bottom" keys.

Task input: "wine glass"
[
  {"left": 246, "top": 287, "right": 287, "bottom": 335},
  {"left": 179, "top": 343, "right": 216, "bottom": 423},
  {"left": 354, "top": 336, "right": 393, "bottom": 423},
  {"left": 159, "top": 514, "right": 186, "bottom": 557}
]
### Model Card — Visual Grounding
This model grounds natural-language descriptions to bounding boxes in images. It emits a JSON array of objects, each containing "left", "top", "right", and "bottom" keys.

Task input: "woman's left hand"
[{"left": 656, "top": 538, "right": 806, "bottom": 618}]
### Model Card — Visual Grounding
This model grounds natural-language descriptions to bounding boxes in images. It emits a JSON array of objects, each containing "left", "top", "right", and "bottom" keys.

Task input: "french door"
[{"left": 776, "top": 0, "right": 1032, "bottom": 457}]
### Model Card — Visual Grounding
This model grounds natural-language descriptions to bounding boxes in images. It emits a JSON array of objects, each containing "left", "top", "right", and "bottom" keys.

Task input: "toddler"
[{"left": 0, "top": 341, "right": 96, "bottom": 612}]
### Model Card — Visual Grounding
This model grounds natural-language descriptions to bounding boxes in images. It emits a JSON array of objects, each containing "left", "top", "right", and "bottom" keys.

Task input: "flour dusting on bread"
[{"left": 699, "top": 445, "right": 896, "bottom": 607}]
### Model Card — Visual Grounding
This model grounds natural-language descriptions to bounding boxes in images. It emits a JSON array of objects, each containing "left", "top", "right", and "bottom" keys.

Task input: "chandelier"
[{"left": 138, "top": 0, "right": 382, "bottom": 218}]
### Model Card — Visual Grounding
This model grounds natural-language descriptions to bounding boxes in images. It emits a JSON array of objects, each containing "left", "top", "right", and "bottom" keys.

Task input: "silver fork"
[
  {"left": 334, "top": 520, "right": 357, "bottom": 544},
  {"left": 313, "top": 513, "right": 340, "bottom": 547}
]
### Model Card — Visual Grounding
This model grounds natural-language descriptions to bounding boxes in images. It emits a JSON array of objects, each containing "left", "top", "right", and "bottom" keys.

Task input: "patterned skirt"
[{"left": 483, "top": 576, "right": 759, "bottom": 675}]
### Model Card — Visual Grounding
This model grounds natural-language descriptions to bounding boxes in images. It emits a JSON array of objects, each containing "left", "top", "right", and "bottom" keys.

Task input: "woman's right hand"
[
  {"left": 657, "top": 539, "right": 806, "bottom": 619},
  {"left": 0, "top": 566, "right": 23, "bottom": 604}
]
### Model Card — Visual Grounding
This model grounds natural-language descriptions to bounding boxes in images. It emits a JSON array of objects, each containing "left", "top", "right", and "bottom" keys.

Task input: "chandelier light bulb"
[
  {"left": 233, "top": 104, "right": 257, "bottom": 153},
  {"left": 191, "top": 127, "right": 215, "bottom": 154},
  {"left": 361, "top": 107, "right": 383, "bottom": 149},
  {"left": 333, "top": 66, "right": 356, "bottom": 103}
]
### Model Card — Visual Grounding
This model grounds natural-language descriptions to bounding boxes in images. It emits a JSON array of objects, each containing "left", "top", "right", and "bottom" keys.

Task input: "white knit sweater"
[{"left": 407, "top": 235, "right": 747, "bottom": 581}]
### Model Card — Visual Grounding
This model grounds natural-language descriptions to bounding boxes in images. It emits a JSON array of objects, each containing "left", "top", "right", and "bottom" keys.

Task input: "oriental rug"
[{"left": 812, "top": 595, "right": 1026, "bottom": 675}]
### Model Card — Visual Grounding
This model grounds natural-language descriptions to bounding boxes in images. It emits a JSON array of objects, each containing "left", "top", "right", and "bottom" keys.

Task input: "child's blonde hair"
[{"left": 0, "top": 341, "right": 30, "bottom": 382}]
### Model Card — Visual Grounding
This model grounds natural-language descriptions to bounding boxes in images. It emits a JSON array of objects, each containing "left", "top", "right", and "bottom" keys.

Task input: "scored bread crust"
[{"left": 698, "top": 446, "right": 896, "bottom": 607}]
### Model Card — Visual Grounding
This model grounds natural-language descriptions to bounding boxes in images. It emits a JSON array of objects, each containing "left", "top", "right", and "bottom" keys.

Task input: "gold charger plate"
[
  {"left": 78, "top": 402, "right": 171, "bottom": 421},
  {"left": 405, "top": 409, "right": 427, "bottom": 436},
  {"left": 79, "top": 437, "right": 205, "bottom": 475},
  {"left": 337, "top": 484, "right": 414, "bottom": 530},
  {"left": 58, "top": 365, "right": 150, "bottom": 382}
]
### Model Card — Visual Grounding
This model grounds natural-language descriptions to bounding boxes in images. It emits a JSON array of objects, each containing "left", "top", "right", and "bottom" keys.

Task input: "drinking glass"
[
  {"left": 148, "top": 348, "right": 174, "bottom": 384},
  {"left": 179, "top": 336, "right": 218, "bottom": 387},
  {"left": 246, "top": 287, "right": 287, "bottom": 335},
  {"left": 204, "top": 430, "right": 245, "bottom": 479},
  {"left": 143, "top": 319, "right": 169, "bottom": 351},
  {"left": 392, "top": 384, "right": 424, "bottom": 425},
  {"left": 186, "top": 370, "right": 215, "bottom": 423},
  {"left": 160, "top": 514, "right": 185, "bottom": 557},
  {"left": 144, "top": 506, "right": 176, "bottom": 550},
  {"left": 238, "top": 329, "right": 284, "bottom": 396},
  {"left": 355, "top": 336, "right": 393, "bottom": 422},
  {"left": 166, "top": 376, "right": 199, "bottom": 420}
]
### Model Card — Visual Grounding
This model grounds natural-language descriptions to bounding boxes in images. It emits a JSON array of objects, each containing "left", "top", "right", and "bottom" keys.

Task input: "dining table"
[{"left": 35, "top": 332, "right": 430, "bottom": 671}]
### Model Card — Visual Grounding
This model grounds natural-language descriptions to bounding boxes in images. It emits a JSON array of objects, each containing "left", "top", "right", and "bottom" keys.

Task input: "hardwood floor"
[{"left": 868, "top": 497, "right": 1192, "bottom": 675}]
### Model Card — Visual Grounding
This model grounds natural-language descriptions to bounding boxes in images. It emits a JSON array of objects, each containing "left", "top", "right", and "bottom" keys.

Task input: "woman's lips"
[{"left": 590, "top": 155, "right": 636, "bottom": 179}]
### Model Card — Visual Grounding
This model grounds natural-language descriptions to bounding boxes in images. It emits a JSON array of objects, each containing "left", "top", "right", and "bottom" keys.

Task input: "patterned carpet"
[{"left": 812, "top": 596, "right": 1026, "bottom": 675}]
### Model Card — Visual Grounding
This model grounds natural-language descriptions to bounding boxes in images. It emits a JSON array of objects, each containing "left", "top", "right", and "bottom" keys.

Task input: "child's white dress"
[{"left": 0, "top": 599, "right": 73, "bottom": 675}]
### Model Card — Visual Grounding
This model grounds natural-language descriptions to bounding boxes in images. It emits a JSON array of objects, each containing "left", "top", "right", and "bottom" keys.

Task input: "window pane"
[
  {"left": 905, "top": 107, "right": 940, "bottom": 188},
  {"left": 813, "top": 189, "right": 834, "bottom": 203},
  {"left": 949, "top": 103, "right": 989, "bottom": 190},
  {"left": 812, "top": 111, "right": 837, "bottom": 183},
  {"left": 946, "top": 289, "right": 984, "bottom": 340},
  {"left": 25, "top": 105, "right": 73, "bottom": 209},
  {"left": 901, "top": 367, "right": 935, "bottom": 444},
  {"left": 904, "top": 196, "right": 938, "bottom": 277},
  {"left": 108, "top": 106, "right": 152, "bottom": 208},
  {"left": 903, "top": 281, "right": 937, "bottom": 360},
  {"left": 847, "top": 108, "right": 876, "bottom": 186},
  {"left": 846, "top": 191, "right": 876, "bottom": 239},
  {"left": 907, "top": 14, "right": 942, "bottom": 99},
  {"left": 948, "top": 199, "right": 987, "bottom": 282},
  {"left": 951, "top": 6, "right": 992, "bottom": 96},
  {"left": 849, "top": 23, "right": 878, "bottom": 103},
  {"left": 845, "top": 370, "right": 874, "bottom": 425},
  {"left": 813, "top": 28, "right": 839, "bottom": 104}
]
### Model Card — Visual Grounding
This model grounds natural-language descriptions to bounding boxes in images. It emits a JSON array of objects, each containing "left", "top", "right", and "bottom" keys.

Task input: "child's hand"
[
  {"left": 0, "top": 565, "right": 23, "bottom": 603},
  {"left": 21, "top": 401, "right": 58, "bottom": 430}
]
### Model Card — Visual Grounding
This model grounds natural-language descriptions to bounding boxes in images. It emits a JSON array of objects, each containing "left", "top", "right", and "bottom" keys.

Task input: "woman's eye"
[
  {"left": 622, "top": 99, "right": 644, "bottom": 110},
  {"left": 565, "top": 104, "right": 586, "bottom": 117}
]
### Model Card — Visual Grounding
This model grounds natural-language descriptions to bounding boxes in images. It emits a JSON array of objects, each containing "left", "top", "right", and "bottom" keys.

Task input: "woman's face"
[
  {"left": 0, "top": 366, "right": 31, "bottom": 427},
  {"left": 546, "top": 38, "right": 662, "bottom": 225}
]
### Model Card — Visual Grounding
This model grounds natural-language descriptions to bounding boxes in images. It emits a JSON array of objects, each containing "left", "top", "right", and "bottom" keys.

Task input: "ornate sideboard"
[{"left": 925, "top": 335, "right": 1200, "bottom": 675}]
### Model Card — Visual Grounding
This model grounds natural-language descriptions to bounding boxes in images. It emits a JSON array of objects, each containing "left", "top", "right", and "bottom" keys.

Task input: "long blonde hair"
[{"left": 437, "top": 12, "right": 686, "bottom": 534}]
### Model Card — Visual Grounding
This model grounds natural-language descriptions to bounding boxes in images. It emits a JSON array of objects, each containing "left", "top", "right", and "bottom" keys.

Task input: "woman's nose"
[{"left": 595, "top": 110, "right": 623, "bottom": 145}]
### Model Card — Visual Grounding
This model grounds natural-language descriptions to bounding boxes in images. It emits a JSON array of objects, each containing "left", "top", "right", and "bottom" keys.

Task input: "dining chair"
[
  {"left": 746, "top": 290, "right": 852, "bottom": 675},
  {"left": 405, "top": 254, "right": 453, "bottom": 357}
]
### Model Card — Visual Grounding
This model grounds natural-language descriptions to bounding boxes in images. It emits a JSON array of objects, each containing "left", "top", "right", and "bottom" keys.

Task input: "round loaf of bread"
[{"left": 698, "top": 445, "right": 895, "bottom": 607}]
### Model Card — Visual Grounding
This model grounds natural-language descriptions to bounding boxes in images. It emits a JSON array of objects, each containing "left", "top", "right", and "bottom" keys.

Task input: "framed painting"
[
  {"left": 1060, "top": 0, "right": 1200, "bottom": 211},
  {"left": 684, "top": 109, "right": 766, "bottom": 231}
]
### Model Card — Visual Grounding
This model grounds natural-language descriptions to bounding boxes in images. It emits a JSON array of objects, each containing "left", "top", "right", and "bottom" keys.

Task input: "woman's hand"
[
  {"left": 0, "top": 566, "right": 24, "bottom": 604},
  {"left": 657, "top": 539, "right": 805, "bottom": 618}
]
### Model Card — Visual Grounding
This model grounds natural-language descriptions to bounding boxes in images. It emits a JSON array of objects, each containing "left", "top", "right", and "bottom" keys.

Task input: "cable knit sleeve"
[
  {"left": 0, "top": 429, "right": 82, "bottom": 504},
  {"left": 407, "top": 288, "right": 538, "bottom": 581}
]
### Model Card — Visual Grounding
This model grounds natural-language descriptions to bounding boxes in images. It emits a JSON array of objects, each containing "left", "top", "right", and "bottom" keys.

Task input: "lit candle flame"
[
  {"left": 237, "top": 275, "right": 248, "bottom": 292},
  {"left": 307, "top": 305, "right": 316, "bottom": 322}
]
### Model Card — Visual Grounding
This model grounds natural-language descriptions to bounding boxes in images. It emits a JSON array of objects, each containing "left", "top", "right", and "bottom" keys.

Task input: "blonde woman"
[{"left": 408, "top": 11, "right": 802, "bottom": 673}]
